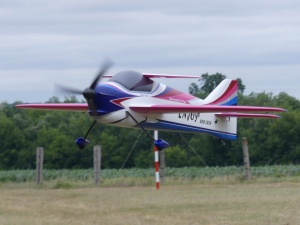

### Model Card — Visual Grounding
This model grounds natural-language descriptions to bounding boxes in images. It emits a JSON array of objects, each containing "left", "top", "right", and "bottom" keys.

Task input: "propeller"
[{"left": 56, "top": 60, "right": 113, "bottom": 115}]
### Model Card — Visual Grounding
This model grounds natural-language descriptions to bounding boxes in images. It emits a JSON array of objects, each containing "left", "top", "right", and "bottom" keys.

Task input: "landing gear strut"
[
  {"left": 126, "top": 111, "right": 170, "bottom": 150},
  {"left": 75, "top": 120, "right": 97, "bottom": 149}
]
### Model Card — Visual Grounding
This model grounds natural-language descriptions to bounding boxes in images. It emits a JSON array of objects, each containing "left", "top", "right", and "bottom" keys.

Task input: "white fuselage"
[{"left": 94, "top": 81, "right": 237, "bottom": 140}]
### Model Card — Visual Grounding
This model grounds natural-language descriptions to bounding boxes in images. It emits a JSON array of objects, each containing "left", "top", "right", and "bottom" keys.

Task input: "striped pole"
[{"left": 154, "top": 130, "right": 160, "bottom": 189}]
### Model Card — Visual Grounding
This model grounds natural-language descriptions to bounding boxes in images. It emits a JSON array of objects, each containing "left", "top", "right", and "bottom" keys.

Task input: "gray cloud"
[{"left": 0, "top": 0, "right": 299, "bottom": 102}]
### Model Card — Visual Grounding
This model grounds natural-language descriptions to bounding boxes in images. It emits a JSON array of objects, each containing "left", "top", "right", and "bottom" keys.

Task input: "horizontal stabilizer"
[
  {"left": 103, "top": 73, "right": 200, "bottom": 79},
  {"left": 15, "top": 103, "right": 89, "bottom": 112},
  {"left": 215, "top": 112, "right": 281, "bottom": 119}
]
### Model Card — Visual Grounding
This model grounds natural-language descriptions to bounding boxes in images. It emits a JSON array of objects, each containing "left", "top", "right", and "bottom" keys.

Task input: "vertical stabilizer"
[
  {"left": 204, "top": 79, "right": 238, "bottom": 140},
  {"left": 204, "top": 79, "right": 238, "bottom": 106}
]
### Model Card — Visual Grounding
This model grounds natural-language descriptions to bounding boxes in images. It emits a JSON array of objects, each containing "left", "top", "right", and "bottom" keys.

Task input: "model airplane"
[{"left": 16, "top": 63, "right": 286, "bottom": 149}]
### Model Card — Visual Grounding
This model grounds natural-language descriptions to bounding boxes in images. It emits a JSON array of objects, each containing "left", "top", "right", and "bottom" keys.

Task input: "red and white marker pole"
[{"left": 154, "top": 130, "right": 160, "bottom": 189}]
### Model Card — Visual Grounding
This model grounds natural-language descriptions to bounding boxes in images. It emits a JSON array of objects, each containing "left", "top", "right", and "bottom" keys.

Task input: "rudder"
[{"left": 204, "top": 79, "right": 238, "bottom": 106}]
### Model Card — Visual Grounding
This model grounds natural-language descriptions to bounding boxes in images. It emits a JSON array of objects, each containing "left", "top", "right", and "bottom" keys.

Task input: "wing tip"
[
  {"left": 15, "top": 103, "right": 89, "bottom": 112},
  {"left": 15, "top": 104, "right": 33, "bottom": 109}
]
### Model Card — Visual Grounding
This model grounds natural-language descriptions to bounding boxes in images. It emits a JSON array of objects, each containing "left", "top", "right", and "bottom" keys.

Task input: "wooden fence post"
[
  {"left": 36, "top": 147, "right": 44, "bottom": 184},
  {"left": 94, "top": 145, "right": 101, "bottom": 186},
  {"left": 159, "top": 149, "right": 165, "bottom": 183},
  {"left": 242, "top": 137, "right": 251, "bottom": 181}
]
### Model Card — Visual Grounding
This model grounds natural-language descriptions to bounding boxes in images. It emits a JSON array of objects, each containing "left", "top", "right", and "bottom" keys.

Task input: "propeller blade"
[
  {"left": 55, "top": 84, "right": 83, "bottom": 95},
  {"left": 55, "top": 60, "right": 114, "bottom": 117},
  {"left": 90, "top": 60, "right": 114, "bottom": 89}
]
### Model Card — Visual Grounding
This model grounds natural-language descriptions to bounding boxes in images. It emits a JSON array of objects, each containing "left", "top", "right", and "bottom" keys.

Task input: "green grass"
[
  {"left": 1, "top": 165, "right": 300, "bottom": 186},
  {"left": 1, "top": 182, "right": 300, "bottom": 225},
  {"left": 1, "top": 166, "right": 300, "bottom": 224}
]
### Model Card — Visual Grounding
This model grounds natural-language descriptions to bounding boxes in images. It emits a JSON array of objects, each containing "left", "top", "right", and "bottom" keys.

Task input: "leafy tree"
[
  {"left": 165, "top": 145, "right": 187, "bottom": 167},
  {"left": 0, "top": 112, "right": 30, "bottom": 169},
  {"left": 46, "top": 96, "right": 61, "bottom": 103},
  {"left": 189, "top": 73, "right": 245, "bottom": 98},
  {"left": 64, "top": 96, "right": 80, "bottom": 103}
]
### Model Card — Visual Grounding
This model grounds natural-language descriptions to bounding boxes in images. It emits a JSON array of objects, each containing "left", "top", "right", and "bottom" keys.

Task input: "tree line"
[{"left": 0, "top": 74, "right": 300, "bottom": 169}]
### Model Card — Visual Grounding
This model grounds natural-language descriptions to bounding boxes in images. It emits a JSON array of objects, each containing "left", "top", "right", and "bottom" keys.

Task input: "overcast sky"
[{"left": 1, "top": 0, "right": 299, "bottom": 103}]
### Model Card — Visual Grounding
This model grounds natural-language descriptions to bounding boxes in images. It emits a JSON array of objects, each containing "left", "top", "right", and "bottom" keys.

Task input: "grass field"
[
  {"left": 1, "top": 166, "right": 300, "bottom": 225},
  {"left": 1, "top": 180, "right": 300, "bottom": 225}
]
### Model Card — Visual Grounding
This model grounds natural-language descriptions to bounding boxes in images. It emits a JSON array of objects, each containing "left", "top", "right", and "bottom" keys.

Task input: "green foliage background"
[{"left": 1, "top": 74, "right": 299, "bottom": 169}]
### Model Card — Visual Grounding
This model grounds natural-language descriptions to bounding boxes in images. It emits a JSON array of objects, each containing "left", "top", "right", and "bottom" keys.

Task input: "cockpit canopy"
[{"left": 109, "top": 70, "right": 154, "bottom": 92}]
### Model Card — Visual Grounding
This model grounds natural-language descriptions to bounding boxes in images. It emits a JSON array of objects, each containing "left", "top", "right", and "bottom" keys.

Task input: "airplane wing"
[
  {"left": 130, "top": 105, "right": 286, "bottom": 118},
  {"left": 15, "top": 103, "right": 89, "bottom": 112},
  {"left": 103, "top": 73, "right": 200, "bottom": 79}
]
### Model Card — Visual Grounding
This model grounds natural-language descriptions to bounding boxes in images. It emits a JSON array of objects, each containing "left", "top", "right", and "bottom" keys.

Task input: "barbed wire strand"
[
  {"left": 179, "top": 133, "right": 207, "bottom": 167},
  {"left": 120, "top": 129, "right": 143, "bottom": 170}
]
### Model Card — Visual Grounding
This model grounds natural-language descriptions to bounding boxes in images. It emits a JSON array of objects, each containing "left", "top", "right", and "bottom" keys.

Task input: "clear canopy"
[{"left": 109, "top": 70, "right": 154, "bottom": 92}]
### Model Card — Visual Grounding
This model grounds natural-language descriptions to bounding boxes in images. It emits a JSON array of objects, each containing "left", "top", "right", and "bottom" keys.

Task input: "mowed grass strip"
[{"left": 0, "top": 182, "right": 300, "bottom": 225}]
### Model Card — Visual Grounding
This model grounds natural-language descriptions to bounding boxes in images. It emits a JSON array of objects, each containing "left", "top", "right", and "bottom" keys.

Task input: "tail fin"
[{"left": 204, "top": 79, "right": 238, "bottom": 106}]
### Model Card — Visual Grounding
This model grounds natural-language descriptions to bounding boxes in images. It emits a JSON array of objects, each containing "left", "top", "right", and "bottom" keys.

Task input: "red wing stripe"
[
  {"left": 15, "top": 103, "right": 89, "bottom": 112},
  {"left": 130, "top": 105, "right": 286, "bottom": 113}
]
